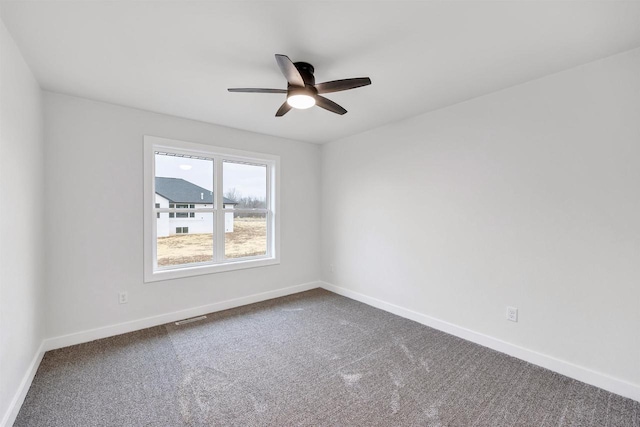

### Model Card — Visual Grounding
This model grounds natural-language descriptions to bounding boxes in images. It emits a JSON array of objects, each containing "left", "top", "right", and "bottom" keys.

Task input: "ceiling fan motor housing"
[
  {"left": 293, "top": 62, "right": 315, "bottom": 86},
  {"left": 288, "top": 62, "right": 317, "bottom": 98},
  {"left": 288, "top": 85, "right": 317, "bottom": 98}
]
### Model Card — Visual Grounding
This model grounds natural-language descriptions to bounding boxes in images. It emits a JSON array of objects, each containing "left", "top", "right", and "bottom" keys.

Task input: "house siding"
[{"left": 155, "top": 194, "right": 233, "bottom": 237}]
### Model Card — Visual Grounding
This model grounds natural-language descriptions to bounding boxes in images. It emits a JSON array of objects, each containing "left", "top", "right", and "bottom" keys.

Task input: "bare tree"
[
  {"left": 224, "top": 187, "right": 266, "bottom": 215},
  {"left": 224, "top": 187, "right": 241, "bottom": 203}
]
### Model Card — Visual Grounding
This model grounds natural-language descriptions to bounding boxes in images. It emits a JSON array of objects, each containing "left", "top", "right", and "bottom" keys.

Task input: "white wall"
[
  {"left": 43, "top": 92, "right": 321, "bottom": 338},
  {"left": 322, "top": 49, "right": 640, "bottom": 390},
  {"left": 0, "top": 18, "right": 45, "bottom": 425}
]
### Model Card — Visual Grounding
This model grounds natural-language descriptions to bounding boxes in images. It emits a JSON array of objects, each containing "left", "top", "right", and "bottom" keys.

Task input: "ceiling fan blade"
[
  {"left": 315, "top": 95, "right": 347, "bottom": 115},
  {"left": 275, "top": 54, "right": 305, "bottom": 87},
  {"left": 315, "top": 77, "right": 372, "bottom": 94},
  {"left": 275, "top": 101, "right": 292, "bottom": 117},
  {"left": 228, "top": 88, "right": 287, "bottom": 94}
]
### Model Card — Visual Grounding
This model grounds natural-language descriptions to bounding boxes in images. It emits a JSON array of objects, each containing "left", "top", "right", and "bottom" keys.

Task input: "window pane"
[
  {"left": 155, "top": 153, "right": 214, "bottom": 209},
  {"left": 156, "top": 217, "right": 214, "bottom": 267},
  {"left": 223, "top": 161, "right": 267, "bottom": 209},
  {"left": 225, "top": 212, "right": 267, "bottom": 259}
]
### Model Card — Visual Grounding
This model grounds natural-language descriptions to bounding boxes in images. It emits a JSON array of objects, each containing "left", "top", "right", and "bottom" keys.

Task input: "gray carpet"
[{"left": 15, "top": 289, "right": 639, "bottom": 426}]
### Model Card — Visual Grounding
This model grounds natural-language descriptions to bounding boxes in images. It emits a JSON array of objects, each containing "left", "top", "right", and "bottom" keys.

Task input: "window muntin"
[
  {"left": 144, "top": 136, "right": 279, "bottom": 282},
  {"left": 175, "top": 205, "right": 191, "bottom": 218}
]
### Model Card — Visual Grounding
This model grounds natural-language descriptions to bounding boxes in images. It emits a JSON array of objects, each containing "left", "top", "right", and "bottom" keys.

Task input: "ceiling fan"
[{"left": 228, "top": 54, "right": 371, "bottom": 117}]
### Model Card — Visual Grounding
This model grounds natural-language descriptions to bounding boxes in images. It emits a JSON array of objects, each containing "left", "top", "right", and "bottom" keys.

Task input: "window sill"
[{"left": 144, "top": 257, "right": 280, "bottom": 283}]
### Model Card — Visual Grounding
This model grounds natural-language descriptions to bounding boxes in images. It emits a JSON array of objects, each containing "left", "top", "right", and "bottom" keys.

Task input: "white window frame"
[{"left": 144, "top": 135, "right": 280, "bottom": 282}]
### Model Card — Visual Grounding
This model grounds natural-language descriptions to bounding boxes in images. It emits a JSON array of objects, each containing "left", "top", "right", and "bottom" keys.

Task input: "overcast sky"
[{"left": 155, "top": 154, "right": 266, "bottom": 199}]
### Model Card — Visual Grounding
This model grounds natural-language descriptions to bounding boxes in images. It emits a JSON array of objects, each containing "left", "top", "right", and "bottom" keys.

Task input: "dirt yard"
[{"left": 157, "top": 218, "right": 267, "bottom": 267}]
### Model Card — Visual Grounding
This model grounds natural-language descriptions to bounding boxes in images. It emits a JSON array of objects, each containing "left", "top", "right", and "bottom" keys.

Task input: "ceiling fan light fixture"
[
  {"left": 287, "top": 94, "right": 316, "bottom": 109},
  {"left": 228, "top": 54, "right": 371, "bottom": 116}
]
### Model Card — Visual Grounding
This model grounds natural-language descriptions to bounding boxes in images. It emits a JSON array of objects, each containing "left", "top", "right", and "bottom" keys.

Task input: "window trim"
[{"left": 144, "top": 135, "right": 280, "bottom": 283}]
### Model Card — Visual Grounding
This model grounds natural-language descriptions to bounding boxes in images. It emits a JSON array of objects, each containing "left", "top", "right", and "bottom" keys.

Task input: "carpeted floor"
[{"left": 15, "top": 289, "right": 639, "bottom": 426}]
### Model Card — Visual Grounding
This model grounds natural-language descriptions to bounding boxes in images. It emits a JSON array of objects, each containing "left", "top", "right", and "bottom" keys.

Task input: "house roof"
[{"left": 155, "top": 177, "right": 237, "bottom": 205}]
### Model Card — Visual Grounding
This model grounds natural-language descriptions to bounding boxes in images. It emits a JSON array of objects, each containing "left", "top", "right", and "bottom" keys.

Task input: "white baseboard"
[
  {"left": 5, "top": 279, "right": 636, "bottom": 427},
  {"left": 320, "top": 281, "right": 640, "bottom": 403},
  {"left": 1, "top": 342, "right": 45, "bottom": 427},
  {"left": 43, "top": 281, "right": 321, "bottom": 352}
]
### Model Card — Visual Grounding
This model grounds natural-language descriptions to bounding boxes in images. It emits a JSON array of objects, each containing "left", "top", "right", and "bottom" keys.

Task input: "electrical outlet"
[
  {"left": 330, "top": 264, "right": 335, "bottom": 273},
  {"left": 506, "top": 306, "right": 518, "bottom": 322},
  {"left": 119, "top": 292, "right": 128, "bottom": 304}
]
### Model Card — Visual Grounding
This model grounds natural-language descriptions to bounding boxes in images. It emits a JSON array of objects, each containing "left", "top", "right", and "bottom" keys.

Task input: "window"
[
  {"left": 144, "top": 136, "right": 279, "bottom": 282},
  {"left": 176, "top": 205, "right": 189, "bottom": 218}
]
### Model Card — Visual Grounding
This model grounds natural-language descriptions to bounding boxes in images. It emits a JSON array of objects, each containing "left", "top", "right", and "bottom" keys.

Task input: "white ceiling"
[{"left": 2, "top": 1, "right": 640, "bottom": 144}]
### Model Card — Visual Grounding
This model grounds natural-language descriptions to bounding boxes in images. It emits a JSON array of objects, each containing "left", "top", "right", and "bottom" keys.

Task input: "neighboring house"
[{"left": 155, "top": 177, "right": 237, "bottom": 237}]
